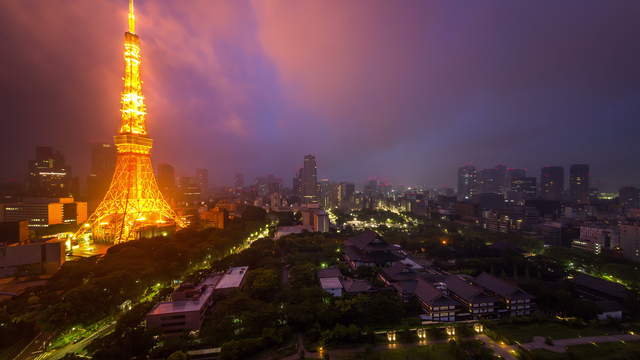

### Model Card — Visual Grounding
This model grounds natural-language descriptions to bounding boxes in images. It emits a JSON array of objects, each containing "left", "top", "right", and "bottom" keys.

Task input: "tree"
[
  {"left": 246, "top": 268, "right": 280, "bottom": 301},
  {"left": 167, "top": 351, "right": 188, "bottom": 360}
]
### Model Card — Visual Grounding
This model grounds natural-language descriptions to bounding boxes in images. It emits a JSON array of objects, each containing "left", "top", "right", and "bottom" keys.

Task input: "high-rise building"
[
  {"left": 27, "top": 146, "right": 72, "bottom": 197},
  {"left": 157, "top": 163, "right": 177, "bottom": 203},
  {"left": 195, "top": 168, "right": 209, "bottom": 197},
  {"left": 319, "top": 179, "right": 338, "bottom": 209},
  {"left": 507, "top": 177, "right": 537, "bottom": 204},
  {"left": 541, "top": 166, "right": 564, "bottom": 201},
  {"left": 619, "top": 186, "right": 639, "bottom": 209},
  {"left": 478, "top": 168, "right": 499, "bottom": 194},
  {"left": 75, "top": 0, "right": 184, "bottom": 244},
  {"left": 301, "top": 155, "right": 318, "bottom": 203},
  {"left": 620, "top": 224, "right": 640, "bottom": 262},
  {"left": 179, "top": 176, "right": 202, "bottom": 206},
  {"left": 457, "top": 165, "right": 477, "bottom": 201},
  {"left": 292, "top": 168, "right": 303, "bottom": 199},
  {"left": 494, "top": 164, "right": 507, "bottom": 194},
  {"left": 255, "top": 175, "right": 281, "bottom": 197},
  {"left": 569, "top": 164, "right": 589, "bottom": 204},
  {"left": 506, "top": 168, "right": 526, "bottom": 189},
  {"left": 337, "top": 182, "right": 355, "bottom": 209},
  {"left": 87, "top": 143, "right": 116, "bottom": 211}
]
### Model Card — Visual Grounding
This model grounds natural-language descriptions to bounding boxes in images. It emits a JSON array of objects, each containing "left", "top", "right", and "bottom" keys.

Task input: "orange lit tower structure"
[{"left": 75, "top": 0, "right": 184, "bottom": 244}]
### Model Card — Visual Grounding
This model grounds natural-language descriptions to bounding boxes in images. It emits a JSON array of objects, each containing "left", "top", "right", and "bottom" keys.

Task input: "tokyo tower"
[{"left": 75, "top": 0, "right": 185, "bottom": 244}]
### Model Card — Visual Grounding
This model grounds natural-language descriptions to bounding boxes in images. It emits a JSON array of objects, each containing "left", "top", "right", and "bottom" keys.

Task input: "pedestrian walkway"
[{"left": 521, "top": 333, "right": 640, "bottom": 353}]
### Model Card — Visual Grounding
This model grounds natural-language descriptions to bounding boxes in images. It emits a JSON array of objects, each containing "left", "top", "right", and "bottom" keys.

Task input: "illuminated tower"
[{"left": 75, "top": 0, "right": 184, "bottom": 244}]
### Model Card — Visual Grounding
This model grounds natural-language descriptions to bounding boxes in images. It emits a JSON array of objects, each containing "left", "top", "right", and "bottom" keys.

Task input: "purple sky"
[{"left": 1, "top": 1, "right": 639, "bottom": 190}]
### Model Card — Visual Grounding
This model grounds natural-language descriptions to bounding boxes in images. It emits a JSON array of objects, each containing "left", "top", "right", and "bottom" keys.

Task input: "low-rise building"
[
  {"left": 379, "top": 262, "right": 421, "bottom": 300},
  {"left": 199, "top": 206, "right": 226, "bottom": 229},
  {"left": 570, "top": 273, "right": 629, "bottom": 304},
  {"left": 301, "top": 208, "right": 330, "bottom": 233},
  {"left": 318, "top": 267, "right": 371, "bottom": 297},
  {"left": 215, "top": 266, "right": 248, "bottom": 291},
  {"left": 1, "top": 197, "right": 87, "bottom": 229},
  {"left": 319, "top": 277, "right": 343, "bottom": 297},
  {"left": 444, "top": 275, "right": 498, "bottom": 319},
  {"left": 570, "top": 273, "right": 629, "bottom": 320},
  {"left": 147, "top": 267, "right": 248, "bottom": 335},
  {"left": 0, "top": 221, "right": 29, "bottom": 246},
  {"left": 415, "top": 279, "right": 459, "bottom": 322},
  {"left": 146, "top": 275, "right": 220, "bottom": 335},
  {"left": 343, "top": 231, "right": 400, "bottom": 269},
  {"left": 573, "top": 224, "right": 619, "bottom": 254},
  {"left": 0, "top": 239, "right": 65, "bottom": 277},
  {"left": 473, "top": 272, "right": 533, "bottom": 316}
]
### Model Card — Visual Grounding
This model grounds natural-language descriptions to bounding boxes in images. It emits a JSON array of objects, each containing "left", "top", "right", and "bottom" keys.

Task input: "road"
[
  {"left": 18, "top": 322, "right": 116, "bottom": 360},
  {"left": 13, "top": 332, "right": 53, "bottom": 360}
]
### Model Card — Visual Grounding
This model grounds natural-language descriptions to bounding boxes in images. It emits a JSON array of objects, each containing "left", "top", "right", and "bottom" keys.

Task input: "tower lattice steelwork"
[{"left": 75, "top": 0, "right": 184, "bottom": 244}]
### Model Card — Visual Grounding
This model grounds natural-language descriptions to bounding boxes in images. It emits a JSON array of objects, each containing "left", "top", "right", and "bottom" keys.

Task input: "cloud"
[{"left": 1, "top": 1, "right": 640, "bottom": 189}]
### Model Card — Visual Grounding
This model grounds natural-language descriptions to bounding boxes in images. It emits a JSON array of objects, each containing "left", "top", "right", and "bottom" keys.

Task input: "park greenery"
[
  {"left": 3, "top": 207, "right": 640, "bottom": 359},
  {"left": 0, "top": 206, "right": 269, "bottom": 359}
]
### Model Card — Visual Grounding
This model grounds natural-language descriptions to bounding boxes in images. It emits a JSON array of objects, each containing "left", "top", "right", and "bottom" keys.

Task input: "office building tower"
[
  {"left": 337, "top": 182, "right": 355, "bottom": 209},
  {"left": 195, "top": 168, "right": 209, "bottom": 197},
  {"left": 179, "top": 176, "right": 201, "bottom": 206},
  {"left": 569, "top": 164, "right": 589, "bottom": 204},
  {"left": 457, "top": 165, "right": 477, "bottom": 201},
  {"left": 157, "top": 163, "right": 177, "bottom": 203},
  {"left": 301, "top": 155, "right": 318, "bottom": 202},
  {"left": 511, "top": 177, "right": 537, "bottom": 199},
  {"left": 27, "top": 146, "right": 73, "bottom": 197},
  {"left": 319, "top": 179, "right": 330, "bottom": 209},
  {"left": 478, "top": 168, "right": 499, "bottom": 194},
  {"left": 619, "top": 186, "right": 639, "bottom": 209},
  {"left": 506, "top": 168, "right": 526, "bottom": 189},
  {"left": 507, "top": 177, "right": 537, "bottom": 205},
  {"left": 541, "top": 166, "right": 564, "bottom": 201},
  {"left": 87, "top": 143, "right": 116, "bottom": 210},
  {"left": 292, "top": 168, "right": 303, "bottom": 199}
]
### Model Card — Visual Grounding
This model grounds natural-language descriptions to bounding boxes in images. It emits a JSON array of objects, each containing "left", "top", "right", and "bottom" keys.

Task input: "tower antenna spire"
[{"left": 128, "top": 0, "right": 135, "bottom": 33}]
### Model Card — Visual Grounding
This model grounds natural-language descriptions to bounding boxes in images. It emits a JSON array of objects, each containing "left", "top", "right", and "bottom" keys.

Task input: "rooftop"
[
  {"left": 215, "top": 266, "right": 248, "bottom": 289},
  {"left": 414, "top": 278, "right": 458, "bottom": 306},
  {"left": 445, "top": 275, "right": 498, "bottom": 303},
  {"left": 320, "top": 277, "right": 343, "bottom": 290},
  {"left": 571, "top": 273, "right": 628, "bottom": 300},
  {"left": 474, "top": 272, "right": 532, "bottom": 300},
  {"left": 148, "top": 275, "right": 219, "bottom": 316},
  {"left": 342, "top": 278, "right": 372, "bottom": 293}
]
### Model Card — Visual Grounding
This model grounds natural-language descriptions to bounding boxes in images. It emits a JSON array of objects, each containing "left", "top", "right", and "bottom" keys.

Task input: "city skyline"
[
  {"left": 1, "top": 1, "right": 640, "bottom": 190},
  {"left": 3, "top": 2, "right": 640, "bottom": 358}
]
